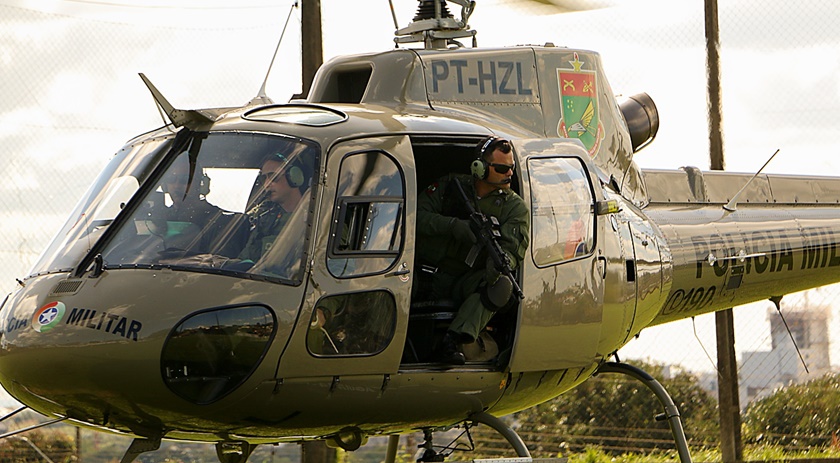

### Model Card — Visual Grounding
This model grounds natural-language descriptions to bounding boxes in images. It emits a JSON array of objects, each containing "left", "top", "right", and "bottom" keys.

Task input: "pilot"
[
  {"left": 157, "top": 153, "right": 247, "bottom": 257},
  {"left": 415, "top": 136, "right": 530, "bottom": 365},
  {"left": 237, "top": 153, "right": 307, "bottom": 263}
]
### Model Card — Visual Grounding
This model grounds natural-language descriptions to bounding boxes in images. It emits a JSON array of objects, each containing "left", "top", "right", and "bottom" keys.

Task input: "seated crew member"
[
  {"left": 157, "top": 153, "right": 247, "bottom": 257},
  {"left": 415, "top": 137, "right": 530, "bottom": 365},
  {"left": 237, "top": 153, "right": 306, "bottom": 263},
  {"left": 308, "top": 293, "right": 395, "bottom": 356}
]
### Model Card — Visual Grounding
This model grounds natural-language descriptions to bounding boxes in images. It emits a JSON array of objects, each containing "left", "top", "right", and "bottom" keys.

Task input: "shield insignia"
[{"left": 557, "top": 52, "right": 603, "bottom": 156}]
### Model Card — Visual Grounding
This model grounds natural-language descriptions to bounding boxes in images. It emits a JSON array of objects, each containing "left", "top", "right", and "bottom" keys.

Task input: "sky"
[{"left": 1, "top": 0, "right": 839, "bottom": 389}]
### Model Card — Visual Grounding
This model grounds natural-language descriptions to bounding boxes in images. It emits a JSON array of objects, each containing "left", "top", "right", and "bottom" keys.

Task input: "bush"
[
  {"left": 0, "top": 430, "right": 74, "bottom": 463},
  {"left": 472, "top": 361, "right": 719, "bottom": 457},
  {"left": 744, "top": 373, "right": 840, "bottom": 448}
]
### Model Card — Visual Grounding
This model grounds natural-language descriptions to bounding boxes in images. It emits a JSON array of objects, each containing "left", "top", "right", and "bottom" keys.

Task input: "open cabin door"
[
  {"left": 507, "top": 139, "right": 606, "bottom": 372},
  {"left": 276, "top": 136, "right": 415, "bottom": 378}
]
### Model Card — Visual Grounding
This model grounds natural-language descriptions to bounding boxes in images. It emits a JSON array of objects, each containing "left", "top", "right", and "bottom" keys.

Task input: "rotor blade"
[{"left": 498, "top": 0, "right": 617, "bottom": 14}]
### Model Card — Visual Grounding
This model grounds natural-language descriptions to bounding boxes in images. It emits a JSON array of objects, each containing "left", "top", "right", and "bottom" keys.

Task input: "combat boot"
[{"left": 434, "top": 331, "right": 466, "bottom": 365}]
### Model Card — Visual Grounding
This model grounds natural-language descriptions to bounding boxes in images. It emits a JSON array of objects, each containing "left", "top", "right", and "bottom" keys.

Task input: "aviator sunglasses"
[
  {"left": 488, "top": 163, "right": 515, "bottom": 174},
  {"left": 484, "top": 139, "right": 513, "bottom": 174}
]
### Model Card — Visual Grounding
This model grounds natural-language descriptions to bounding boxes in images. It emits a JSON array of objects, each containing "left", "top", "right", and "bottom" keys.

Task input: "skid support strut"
[
  {"left": 470, "top": 412, "right": 531, "bottom": 458},
  {"left": 384, "top": 435, "right": 400, "bottom": 463},
  {"left": 596, "top": 362, "right": 693, "bottom": 463}
]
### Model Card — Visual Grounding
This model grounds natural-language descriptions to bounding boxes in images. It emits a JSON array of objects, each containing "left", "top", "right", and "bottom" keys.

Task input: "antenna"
[
  {"left": 251, "top": 1, "right": 299, "bottom": 105},
  {"left": 722, "top": 149, "right": 780, "bottom": 212},
  {"left": 388, "top": 0, "right": 400, "bottom": 30},
  {"left": 692, "top": 316, "right": 722, "bottom": 378},
  {"left": 769, "top": 296, "right": 810, "bottom": 374}
]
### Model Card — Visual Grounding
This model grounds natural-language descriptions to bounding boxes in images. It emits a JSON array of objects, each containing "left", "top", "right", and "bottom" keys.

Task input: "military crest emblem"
[{"left": 557, "top": 52, "right": 603, "bottom": 156}]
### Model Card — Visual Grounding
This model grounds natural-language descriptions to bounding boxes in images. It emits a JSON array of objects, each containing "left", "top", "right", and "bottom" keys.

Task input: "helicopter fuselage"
[{"left": 2, "top": 43, "right": 840, "bottom": 448}]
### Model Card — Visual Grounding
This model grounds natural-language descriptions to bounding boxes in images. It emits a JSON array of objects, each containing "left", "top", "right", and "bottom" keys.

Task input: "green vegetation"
[
  {"left": 471, "top": 361, "right": 719, "bottom": 457},
  {"left": 558, "top": 444, "right": 840, "bottom": 463},
  {"left": 743, "top": 373, "right": 840, "bottom": 449},
  {"left": 466, "top": 364, "right": 839, "bottom": 462},
  {"left": 0, "top": 430, "right": 74, "bottom": 463}
]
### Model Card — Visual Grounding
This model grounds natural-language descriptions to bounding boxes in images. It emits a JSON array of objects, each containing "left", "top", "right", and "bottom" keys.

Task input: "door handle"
[
  {"left": 596, "top": 256, "right": 607, "bottom": 279},
  {"left": 388, "top": 262, "right": 411, "bottom": 278}
]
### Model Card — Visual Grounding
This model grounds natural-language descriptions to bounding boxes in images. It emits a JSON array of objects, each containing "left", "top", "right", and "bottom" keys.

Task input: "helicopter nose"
[{"left": 160, "top": 305, "right": 277, "bottom": 404}]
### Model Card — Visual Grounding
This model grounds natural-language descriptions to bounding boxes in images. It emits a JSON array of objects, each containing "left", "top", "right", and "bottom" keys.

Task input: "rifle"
[{"left": 452, "top": 179, "right": 524, "bottom": 299}]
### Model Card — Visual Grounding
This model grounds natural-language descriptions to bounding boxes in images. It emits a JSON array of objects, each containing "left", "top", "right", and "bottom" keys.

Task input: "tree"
[
  {"left": 744, "top": 373, "right": 840, "bottom": 449},
  {"left": 0, "top": 431, "right": 74, "bottom": 463},
  {"left": 472, "top": 361, "right": 719, "bottom": 458}
]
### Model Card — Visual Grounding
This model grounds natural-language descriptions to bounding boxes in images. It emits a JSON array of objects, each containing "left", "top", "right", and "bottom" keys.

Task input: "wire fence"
[{"left": 1, "top": 0, "right": 839, "bottom": 461}]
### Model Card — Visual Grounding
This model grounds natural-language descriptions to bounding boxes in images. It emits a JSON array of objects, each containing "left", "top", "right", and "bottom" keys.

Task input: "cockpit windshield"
[
  {"left": 31, "top": 131, "right": 319, "bottom": 285},
  {"left": 29, "top": 133, "right": 175, "bottom": 278}
]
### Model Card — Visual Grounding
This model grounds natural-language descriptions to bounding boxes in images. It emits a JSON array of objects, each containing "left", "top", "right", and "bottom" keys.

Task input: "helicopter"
[{"left": 2, "top": 1, "right": 840, "bottom": 463}]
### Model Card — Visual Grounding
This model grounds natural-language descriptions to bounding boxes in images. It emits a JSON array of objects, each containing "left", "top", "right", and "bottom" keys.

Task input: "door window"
[
  {"left": 528, "top": 157, "right": 595, "bottom": 266},
  {"left": 327, "top": 151, "right": 405, "bottom": 277},
  {"left": 306, "top": 291, "right": 397, "bottom": 357}
]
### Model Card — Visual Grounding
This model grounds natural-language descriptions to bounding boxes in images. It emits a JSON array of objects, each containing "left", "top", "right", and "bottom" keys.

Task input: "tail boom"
[{"left": 642, "top": 168, "right": 840, "bottom": 326}]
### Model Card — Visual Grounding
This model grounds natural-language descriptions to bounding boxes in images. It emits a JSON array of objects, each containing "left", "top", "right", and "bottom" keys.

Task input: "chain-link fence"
[{"left": 1, "top": 0, "right": 839, "bottom": 460}]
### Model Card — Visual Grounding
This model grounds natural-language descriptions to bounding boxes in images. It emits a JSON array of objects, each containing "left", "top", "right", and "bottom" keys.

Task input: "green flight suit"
[
  {"left": 161, "top": 199, "right": 249, "bottom": 258},
  {"left": 239, "top": 200, "right": 293, "bottom": 262},
  {"left": 415, "top": 174, "right": 530, "bottom": 342}
]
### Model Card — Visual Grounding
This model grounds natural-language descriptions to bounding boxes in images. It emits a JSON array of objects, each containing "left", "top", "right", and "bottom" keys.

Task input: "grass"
[{"left": 560, "top": 444, "right": 840, "bottom": 463}]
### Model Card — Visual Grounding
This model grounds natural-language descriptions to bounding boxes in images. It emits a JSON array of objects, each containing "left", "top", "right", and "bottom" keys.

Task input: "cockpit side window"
[
  {"left": 528, "top": 157, "right": 595, "bottom": 266},
  {"left": 98, "top": 132, "right": 320, "bottom": 284},
  {"left": 327, "top": 151, "right": 405, "bottom": 278}
]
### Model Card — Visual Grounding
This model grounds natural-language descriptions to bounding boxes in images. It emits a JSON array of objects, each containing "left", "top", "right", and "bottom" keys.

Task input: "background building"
[{"left": 739, "top": 302, "right": 832, "bottom": 405}]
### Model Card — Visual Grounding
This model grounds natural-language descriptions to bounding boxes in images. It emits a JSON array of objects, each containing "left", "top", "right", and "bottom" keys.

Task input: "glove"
[
  {"left": 310, "top": 307, "right": 328, "bottom": 330},
  {"left": 451, "top": 218, "right": 476, "bottom": 244}
]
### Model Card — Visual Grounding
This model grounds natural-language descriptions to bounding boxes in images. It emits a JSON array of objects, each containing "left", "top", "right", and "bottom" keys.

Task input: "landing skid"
[
  {"left": 386, "top": 362, "right": 692, "bottom": 463},
  {"left": 596, "top": 361, "right": 693, "bottom": 463},
  {"left": 470, "top": 412, "right": 530, "bottom": 457},
  {"left": 383, "top": 412, "right": 531, "bottom": 463}
]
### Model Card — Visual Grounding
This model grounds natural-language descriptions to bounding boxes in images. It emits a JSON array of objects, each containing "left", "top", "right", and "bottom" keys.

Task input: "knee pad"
[{"left": 480, "top": 275, "right": 514, "bottom": 312}]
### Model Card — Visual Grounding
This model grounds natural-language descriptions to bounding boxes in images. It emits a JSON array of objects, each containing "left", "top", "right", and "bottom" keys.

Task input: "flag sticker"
[{"left": 32, "top": 301, "right": 66, "bottom": 333}]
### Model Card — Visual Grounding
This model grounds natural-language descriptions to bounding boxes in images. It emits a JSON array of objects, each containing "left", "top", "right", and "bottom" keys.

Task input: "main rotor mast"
[{"left": 394, "top": 0, "right": 477, "bottom": 49}]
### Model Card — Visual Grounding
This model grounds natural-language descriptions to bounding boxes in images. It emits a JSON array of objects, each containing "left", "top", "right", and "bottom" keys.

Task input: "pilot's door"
[{"left": 276, "top": 136, "right": 415, "bottom": 378}]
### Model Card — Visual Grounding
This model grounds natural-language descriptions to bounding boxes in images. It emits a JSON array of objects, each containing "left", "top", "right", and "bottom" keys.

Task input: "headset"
[
  {"left": 471, "top": 136, "right": 511, "bottom": 180},
  {"left": 285, "top": 164, "right": 305, "bottom": 189},
  {"left": 266, "top": 153, "right": 306, "bottom": 189}
]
